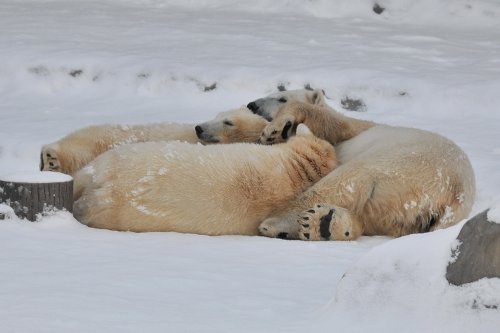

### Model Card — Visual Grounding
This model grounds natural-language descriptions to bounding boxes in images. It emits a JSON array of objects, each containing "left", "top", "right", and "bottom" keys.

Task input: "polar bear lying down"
[
  {"left": 40, "top": 106, "right": 268, "bottom": 176},
  {"left": 40, "top": 88, "right": 475, "bottom": 241},
  {"left": 72, "top": 125, "right": 337, "bottom": 235},
  {"left": 252, "top": 96, "right": 475, "bottom": 241}
]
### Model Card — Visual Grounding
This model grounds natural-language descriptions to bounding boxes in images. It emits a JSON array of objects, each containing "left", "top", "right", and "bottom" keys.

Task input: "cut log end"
[{"left": 0, "top": 171, "right": 73, "bottom": 222}]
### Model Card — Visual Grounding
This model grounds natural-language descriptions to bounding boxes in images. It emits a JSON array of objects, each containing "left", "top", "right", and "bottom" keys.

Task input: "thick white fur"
[
  {"left": 258, "top": 100, "right": 476, "bottom": 240},
  {"left": 247, "top": 88, "right": 328, "bottom": 120},
  {"left": 72, "top": 126, "right": 337, "bottom": 235},
  {"left": 40, "top": 106, "right": 267, "bottom": 176}
]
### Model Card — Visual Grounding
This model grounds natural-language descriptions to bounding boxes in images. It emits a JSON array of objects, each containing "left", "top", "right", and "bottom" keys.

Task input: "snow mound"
[
  {"left": 487, "top": 204, "right": 500, "bottom": 224},
  {"left": 136, "top": 0, "right": 500, "bottom": 25},
  {"left": 0, "top": 203, "right": 16, "bottom": 219},
  {"left": 322, "top": 222, "right": 500, "bottom": 331}
]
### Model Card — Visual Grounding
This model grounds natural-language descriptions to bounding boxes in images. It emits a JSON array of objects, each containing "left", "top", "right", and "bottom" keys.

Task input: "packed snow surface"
[
  {"left": 0, "top": 0, "right": 499, "bottom": 332},
  {"left": 0, "top": 171, "right": 73, "bottom": 183}
]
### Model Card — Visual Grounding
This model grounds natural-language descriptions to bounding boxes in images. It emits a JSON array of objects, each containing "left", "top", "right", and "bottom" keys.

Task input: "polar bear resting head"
[
  {"left": 246, "top": 88, "right": 327, "bottom": 121},
  {"left": 194, "top": 106, "right": 269, "bottom": 144},
  {"left": 40, "top": 106, "right": 269, "bottom": 176}
]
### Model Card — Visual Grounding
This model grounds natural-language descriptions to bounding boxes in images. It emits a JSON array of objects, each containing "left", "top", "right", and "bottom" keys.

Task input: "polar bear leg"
[
  {"left": 40, "top": 144, "right": 62, "bottom": 172},
  {"left": 297, "top": 204, "right": 363, "bottom": 241},
  {"left": 258, "top": 214, "right": 301, "bottom": 239}
]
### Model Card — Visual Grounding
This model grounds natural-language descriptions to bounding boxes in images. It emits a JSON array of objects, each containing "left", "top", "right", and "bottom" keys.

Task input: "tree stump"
[
  {"left": 0, "top": 171, "right": 73, "bottom": 221},
  {"left": 446, "top": 209, "right": 500, "bottom": 286}
]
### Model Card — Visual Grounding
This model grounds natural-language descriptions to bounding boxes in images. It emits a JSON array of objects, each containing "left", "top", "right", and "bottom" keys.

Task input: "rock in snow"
[{"left": 447, "top": 209, "right": 500, "bottom": 285}]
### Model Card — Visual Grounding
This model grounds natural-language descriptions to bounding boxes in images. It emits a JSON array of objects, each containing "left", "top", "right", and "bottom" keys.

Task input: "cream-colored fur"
[
  {"left": 259, "top": 101, "right": 476, "bottom": 241},
  {"left": 73, "top": 125, "right": 337, "bottom": 235},
  {"left": 247, "top": 88, "right": 329, "bottom": 121},
  {"left": 40, "top": 106, "right": 268, "bottom": 176},
  {"left": 195, "top": 108, "right": 268, "bottom": 144}
]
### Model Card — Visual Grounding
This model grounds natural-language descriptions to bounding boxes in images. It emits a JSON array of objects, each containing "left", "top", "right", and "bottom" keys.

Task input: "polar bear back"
[
  {"left": 73, "top": 135, "right": 337, "bottom": 235},
  {"left": 330, "top": 125, "right": 475, "bottom": 234}
]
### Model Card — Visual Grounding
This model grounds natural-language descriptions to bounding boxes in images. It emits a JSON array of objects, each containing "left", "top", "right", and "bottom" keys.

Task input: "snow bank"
[
  {"left": 0, "top": 203, "right": 16, "bottom": 219},
  {"left": 125, "top": 0, "right": 500, "bottom": 25},
  {"left": 321, "top": 222, "right": 500, "bottom": 332},
  {"left": 487, "top": 204, "right": 500, "bottom": 224}
]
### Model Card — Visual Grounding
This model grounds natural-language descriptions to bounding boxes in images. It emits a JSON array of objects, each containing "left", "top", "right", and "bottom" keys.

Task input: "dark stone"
[
  {"left": 69, "top": 69, "right": 83, "bottom": 77},
  {"left": 373, "top": 3, "right": 385, "bottom": 15},
  {"left": 203, "top": 82, "right": 217, "bottom": 92},
  {"left": 446, "top": 209, "right": 500, "bottom": 285},
  {"left": 341, "top": 96, "right": 366, "bottom": 112},
  {"left": 277, "top": 83, "right": 288, "bottom": 91},
  {"left": 304, "top": 83, "right": 313, "bottom": 91}
]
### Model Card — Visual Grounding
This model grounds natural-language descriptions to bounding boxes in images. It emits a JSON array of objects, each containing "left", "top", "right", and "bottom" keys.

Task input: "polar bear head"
[
  {"left": 195, "top": 106, "right": 269, "bottom": 144},
  {"left": 246, "top": 88, "right": 327, "bottom": 121}
]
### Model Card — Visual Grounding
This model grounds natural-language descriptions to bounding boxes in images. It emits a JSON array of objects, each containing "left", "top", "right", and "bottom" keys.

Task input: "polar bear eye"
[
  {"left": 223, "top": 120, "right": 234, "bottom": 127},
  {"left": 278, "top": 97, "right": 287, "bottom": 103}
]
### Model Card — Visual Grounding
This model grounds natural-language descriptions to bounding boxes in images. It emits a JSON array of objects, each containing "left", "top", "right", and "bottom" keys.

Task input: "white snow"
[
  {"left": 0, "top": 0, "right": 499, "bottom": 332},
  {"left": 487, "top": 205, "right": 500, "bottom": 224},
  {"left": 323, "top": 222, "right": 500, "bottom": 332},
  {"left": 1, "top": 171, "right": 73, "bottom": 183}
]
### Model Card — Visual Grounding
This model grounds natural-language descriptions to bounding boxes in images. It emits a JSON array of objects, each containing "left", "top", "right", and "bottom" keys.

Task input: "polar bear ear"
[
  {"left": 296, "top": 123, "right": 313, "bottom": 137},
  {"left": 307, "top": 88, "right": 326, "bottom": 105}
]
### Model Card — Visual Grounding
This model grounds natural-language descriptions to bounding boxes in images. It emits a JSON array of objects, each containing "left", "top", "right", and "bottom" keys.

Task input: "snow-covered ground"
[{"left": 1, "top": 0, "right": 499, "bottom": 332}]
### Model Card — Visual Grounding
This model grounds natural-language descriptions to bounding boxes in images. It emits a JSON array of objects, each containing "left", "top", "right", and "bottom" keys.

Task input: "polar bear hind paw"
[
  {"left": 298, "top": 204, "right": 357, "bottom": 241},
  {"left": 259, "top": 215, "right": 301, "bottom": 240},
  {"left": 40, "top": 146, "right": 61, "bottom": 172}
]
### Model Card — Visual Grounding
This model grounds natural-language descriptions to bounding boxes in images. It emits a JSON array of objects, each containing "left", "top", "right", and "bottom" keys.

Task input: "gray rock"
[{"left": 446, "top": 209, "right": 500, "bottom": 285}]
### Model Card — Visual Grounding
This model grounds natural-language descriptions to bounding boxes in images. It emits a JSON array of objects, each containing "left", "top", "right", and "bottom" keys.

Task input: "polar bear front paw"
[
  {"left": 298, "top": 204, "right": 359, "bottom": 241},
  {"left": 40, "top": 145, "right": 61, "bottom": 172},
  {"left": 259, "top": 117, "right": 296, "bottom": 144}
]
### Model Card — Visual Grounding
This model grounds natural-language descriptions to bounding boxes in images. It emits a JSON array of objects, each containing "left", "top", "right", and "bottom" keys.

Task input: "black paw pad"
[
  {"left": 281, "top": 120, "right": 293, "bottom": 140},
  {"left": 277, "top": 232, "right": 288, "bottom": 239},
  {"left": 319, "top": 209, "right": 335, "bottom": 240}
]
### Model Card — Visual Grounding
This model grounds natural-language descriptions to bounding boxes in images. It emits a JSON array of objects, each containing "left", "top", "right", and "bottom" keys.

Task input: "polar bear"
[
  {"left": 257, "top": 101, "right": 476, "bottom": 241},
  {"left": 247, "top": 88, "right": 328, "bottom": 121},
  {"left": 40, "top": 106, "right": 268, "bottom": 176},
  {"left": 72, "top": 124, "right": 337, "bottom": 235}
]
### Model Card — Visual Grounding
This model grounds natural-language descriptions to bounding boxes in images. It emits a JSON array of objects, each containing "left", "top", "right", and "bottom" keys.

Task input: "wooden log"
[{"left": 0, "top": 171, "right": 73, "bottom": 221}]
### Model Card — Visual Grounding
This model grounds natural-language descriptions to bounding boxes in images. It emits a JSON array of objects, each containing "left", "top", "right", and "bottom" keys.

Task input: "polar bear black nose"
[
  {"left": 247, "top": 101, "right": 258, "bottom": 112},
  {"left": 195, "top": 125, "right": 203, "bottom": 136}
]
